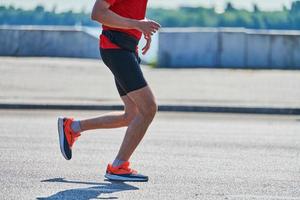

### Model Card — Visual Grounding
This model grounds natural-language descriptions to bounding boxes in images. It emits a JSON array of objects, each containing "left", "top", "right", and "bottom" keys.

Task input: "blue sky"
[{"left": 1, "top": 0, "right": 294, "bottom": 12}]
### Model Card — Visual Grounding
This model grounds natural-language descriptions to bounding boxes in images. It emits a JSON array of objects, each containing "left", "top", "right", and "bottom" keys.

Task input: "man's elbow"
[
  {"left": 91, "top": 1, "right": 109, "bottom": 22},
  {"left": 91, "top": 11, "right": 98, "bottom": 21},
  {"left": 91, "top": 10, "right": 106, "bottom": 22}
]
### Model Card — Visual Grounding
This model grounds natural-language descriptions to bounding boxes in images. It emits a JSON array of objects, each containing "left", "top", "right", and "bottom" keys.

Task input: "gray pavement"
[
  {"left": 1, "top": 57, "right": 300, "bottom": 111},
  {"left": 0, "top": 110, "right": 300, "bottom": 199}
]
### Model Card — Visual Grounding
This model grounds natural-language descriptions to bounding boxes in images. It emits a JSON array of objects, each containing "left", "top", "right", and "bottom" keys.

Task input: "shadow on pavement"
[{"left": 37, "top": 178, "right": 139, "bottom": 200}]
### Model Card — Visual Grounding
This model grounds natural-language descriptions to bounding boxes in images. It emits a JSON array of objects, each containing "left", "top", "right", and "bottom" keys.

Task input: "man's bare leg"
[
  {"left": 115, "top": 86, "right": 157, "bottom": 161},
  {"left": 72, "top": 86, "right": 156, "bottom": 163},
  {"left": 79, "top": 95, "right": 138, "bottom": 131}
]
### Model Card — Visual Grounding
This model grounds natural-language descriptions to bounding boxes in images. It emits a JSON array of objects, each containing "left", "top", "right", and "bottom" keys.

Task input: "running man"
[{"left": 57, "top": 0, "right": 161, "bottom": 182}]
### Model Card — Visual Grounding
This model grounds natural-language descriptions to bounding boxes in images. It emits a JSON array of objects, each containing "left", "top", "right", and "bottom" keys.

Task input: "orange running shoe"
[
  {"left": 105, "top": 161, "right": 148, "bottom": 182},
  {"left": 57, "top": 117, "right": 81, "bottom": 160}
]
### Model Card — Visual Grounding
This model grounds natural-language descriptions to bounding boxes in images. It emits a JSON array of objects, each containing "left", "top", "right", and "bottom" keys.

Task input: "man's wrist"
[{"left": 126, "top": 19, "right": 140, "bottom": 30}]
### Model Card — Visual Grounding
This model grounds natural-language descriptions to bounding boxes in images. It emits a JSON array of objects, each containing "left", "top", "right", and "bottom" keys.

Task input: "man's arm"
[{"left": 91, "top": 0, "right": 160, "bottom": 36}]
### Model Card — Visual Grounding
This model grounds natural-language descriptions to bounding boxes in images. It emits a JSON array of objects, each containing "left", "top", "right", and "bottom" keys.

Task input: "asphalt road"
[
  {"left": 2, "top": 57, "right": 300, "bottom": 108},
  {"left": 0, "top": 110, "right": 300, "bottom": 200}
]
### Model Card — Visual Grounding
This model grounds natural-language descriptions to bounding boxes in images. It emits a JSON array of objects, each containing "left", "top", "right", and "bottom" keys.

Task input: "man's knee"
[
  {"left": 127, "top": 86, "right": 157, "bottom": 122},
  {"left": 140, "top": 100, "right": 157, "bottom": 121},
  {"left": 123, "top": 107, "right": 138, "bottom": 125}
]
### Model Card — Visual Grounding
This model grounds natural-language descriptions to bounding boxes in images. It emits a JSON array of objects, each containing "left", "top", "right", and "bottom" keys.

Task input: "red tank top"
[{"left": 100, "top": 0, "right": 148, "bottom": 49}]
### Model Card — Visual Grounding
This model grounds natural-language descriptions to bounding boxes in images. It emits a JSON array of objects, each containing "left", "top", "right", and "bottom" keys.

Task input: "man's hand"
[
  {"left": 135, "top": 19, "right": 161, "bottom": 36},
  {"left": 142, "top": 34, "right": 152, "bottom": 55}
]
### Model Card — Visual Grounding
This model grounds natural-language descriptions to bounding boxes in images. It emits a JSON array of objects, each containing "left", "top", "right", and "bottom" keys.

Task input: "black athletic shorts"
[{"left": 100, "top": 48, "right": 148, "bottom": 96}]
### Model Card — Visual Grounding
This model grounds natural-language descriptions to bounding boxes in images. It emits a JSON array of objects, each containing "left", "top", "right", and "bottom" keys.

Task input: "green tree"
[
  {"left": 1, "top": 2, "right": 300, "bottom": 30},
  {"left": 253, "top": 4, "right": 260, "bottom": 13},
  {"left": 225, "top": 2, "right": 236, "bottom": 12},
  {"left": 34, "top": 5, "right": 45, "bottom": 13},
  {"left": 291, "top": 1, "right": 300, "bottom": 13}
]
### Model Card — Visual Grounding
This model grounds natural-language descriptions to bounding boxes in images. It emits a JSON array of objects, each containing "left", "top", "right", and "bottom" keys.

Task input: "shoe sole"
[
  {"left": 57, "top": 117, "right": 71, "bottom": 160},
  {"left": 104, "top": 173, "right": 148, "bottom": 182}
]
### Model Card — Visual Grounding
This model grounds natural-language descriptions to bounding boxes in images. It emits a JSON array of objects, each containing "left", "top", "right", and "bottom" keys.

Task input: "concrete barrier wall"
[
  {"left": 0, "top": 26, "right": 100, "bottom": 59},
  {"left": 2, "top": 26, "right": 300, "bottom": 69},
  {"left": 158, "top": 28, "right": 300, "bottom": 69},
  {"left": 246, "top": 34, "right": 270, "bottom": 67},
  {"left": 158, "top": 30, "right": 219, "bottom": 67},
  {"left": 220, "top": 31, "right": 246, "bottom": 67}
]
